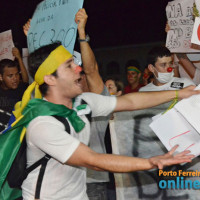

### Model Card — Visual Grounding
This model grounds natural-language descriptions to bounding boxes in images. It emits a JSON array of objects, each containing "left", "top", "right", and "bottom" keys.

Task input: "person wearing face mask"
[{"left": 139, "top": 46, "right": 195, "bottom": 92}]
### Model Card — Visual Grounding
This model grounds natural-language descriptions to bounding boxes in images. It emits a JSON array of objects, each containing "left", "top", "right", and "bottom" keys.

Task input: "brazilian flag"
[{"left": 0, "top": 98, "right": 85, "bottom": 200}]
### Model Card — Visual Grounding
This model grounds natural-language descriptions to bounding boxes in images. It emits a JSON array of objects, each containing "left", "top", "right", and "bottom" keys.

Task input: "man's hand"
[
  {"left": 149, "top": 145, "right": 194, "bottom": 169},
  {"left": 12, "top": 47, "right": 21, "bottom": 61},
  {"left": 178, "top": 85, "right": 200, "bottom": 100},
  {"left": 23, "top": 19, "right": 31, "bottom": 36},
  {"left": 75, "top": 8, "right": 88, "bottom": 33},
  {"left": 165, "top": 21, "right": 170, "bottom": 33}
]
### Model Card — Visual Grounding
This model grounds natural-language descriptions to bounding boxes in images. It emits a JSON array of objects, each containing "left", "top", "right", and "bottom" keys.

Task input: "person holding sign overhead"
[
  {"left": 165, "top": 21, "right": 200, "bottom": 85},
  {"left": 75, "top": 8, "right": 112, "bottom": 200},
  {"left": 0, "top": 47, "right": 29, "bottom": 132}
]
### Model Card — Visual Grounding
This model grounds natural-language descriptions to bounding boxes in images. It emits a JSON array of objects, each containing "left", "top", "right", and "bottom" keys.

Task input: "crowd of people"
[{"left": 0, "top": 6, "right": 200, "bottom": 200}]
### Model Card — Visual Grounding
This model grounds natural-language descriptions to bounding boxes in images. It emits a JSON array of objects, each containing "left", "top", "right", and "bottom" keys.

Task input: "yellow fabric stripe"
[
  {"left": 35, "top": 45, "right": 72, "bottom": 85},
  {"left": 20, "top": 127, "right": 26, "bottom": 143}
]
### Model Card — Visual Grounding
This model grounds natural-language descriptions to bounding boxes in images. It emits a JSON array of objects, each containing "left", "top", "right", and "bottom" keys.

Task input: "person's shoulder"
[
  {"left": 139, "top": 83, "right": 156, "bottom": 92},
  {"left": 0, "top": 86, "right": 6, "bottom": 94},
  {"left": 28, "top": 115, "right": 65, "bottom": 130},
  {"left": 173, "top": 77, "right": 195, "bottom": 85},
  {"left": 124, "top": 85, "right": 131, "bottom": 93},
  {"left": 124, "top": 85, "right": 130, "bottom": 90},
  {"left": 17, "top": 82, "right": 29, "bottom": 90}
]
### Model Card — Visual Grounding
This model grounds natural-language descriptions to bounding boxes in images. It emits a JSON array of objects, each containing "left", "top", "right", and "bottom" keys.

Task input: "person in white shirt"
[{"left": 140, "top": 46, "right": 196, "bottom": 92}]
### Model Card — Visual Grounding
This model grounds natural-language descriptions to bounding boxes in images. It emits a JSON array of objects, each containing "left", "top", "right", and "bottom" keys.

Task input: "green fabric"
[
  {"left": 0, "top": 98, "right": 85, "bottom": 199},
  {"left": 0, "top": 181, "right": 22, "bottom": 200},
  {"left": 76, "top": 104, "right": 87, "bottom": 110}
]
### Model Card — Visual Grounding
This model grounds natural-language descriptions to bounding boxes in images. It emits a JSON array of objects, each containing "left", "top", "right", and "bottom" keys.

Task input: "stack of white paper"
[{"left": 150, "top": 86, "right": 200, "bottom": 157}]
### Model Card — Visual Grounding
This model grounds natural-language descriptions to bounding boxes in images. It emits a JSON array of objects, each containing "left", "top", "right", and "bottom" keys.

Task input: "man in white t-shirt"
[
  {"left": 140, "top": 46, "right": 196, "bottom": 92},
  {"left": 13, "top": 41, "right": 198, "bottom": 200}
]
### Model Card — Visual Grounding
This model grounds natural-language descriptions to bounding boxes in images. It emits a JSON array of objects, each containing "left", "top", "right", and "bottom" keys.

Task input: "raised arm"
[
  {"left": 75, "top": 9, "right": 104, "bottom": 94},
  {"left": 66, "top": 143, "right": 193, "bottom": 171},
  {"left": 114, "top": 85, "right": 200, "bottom": 112},
  {"left": 12, "top": 47, "right": 29, "bottom": 83},
  {"left": 176, "top": 53, "right": 196, "bottom": 79},
  {"left": 23, "top": 19, "right": 31, "bottom": 37}
]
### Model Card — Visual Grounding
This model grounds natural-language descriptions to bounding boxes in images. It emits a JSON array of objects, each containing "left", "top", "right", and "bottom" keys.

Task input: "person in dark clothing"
[{"left": 0, "top": 49, "right": 29, "bottom": 132}]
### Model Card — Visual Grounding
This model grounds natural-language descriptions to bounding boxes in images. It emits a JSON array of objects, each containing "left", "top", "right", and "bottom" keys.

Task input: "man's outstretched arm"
[
  {"left": 114, "top": 85, "right": 200, "bottom": 112},
  {"left": 66, "top": 143, "right": 194, "bottom": 172}
]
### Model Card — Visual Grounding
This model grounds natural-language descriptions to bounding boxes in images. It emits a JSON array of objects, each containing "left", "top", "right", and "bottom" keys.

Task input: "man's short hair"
[
  {"left": 0, "top": 59, "right": 18, "bottom": 75},
  {"left": 147, "top": 46, "right": 171, "bottom": 66},
  {"left": 28, "top": 42, "right": 61, "bottom": 95}
]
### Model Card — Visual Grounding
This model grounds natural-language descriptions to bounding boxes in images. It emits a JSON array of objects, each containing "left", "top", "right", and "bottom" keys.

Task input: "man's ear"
[
  {"left": 43, "top": 75, "right": 56, "bottom": 86},
  {"left": 148, "top": 64, "right": 154, "bottom": 73},
  {"left": 138, "top": 72, "right": 141, "bottom": 78}
]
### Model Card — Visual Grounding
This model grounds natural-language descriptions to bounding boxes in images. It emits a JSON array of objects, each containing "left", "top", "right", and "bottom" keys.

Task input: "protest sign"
[
  {"left": 191, "top": 17, "right": 200, "bottom": 45},
  {"left": 195, "top": 0, "right": 200, "bottom": 12},
  {"left": 27, "top": 0, "right": 84, "bottom": 54},
  {"left": 0, "top": 30, "right": 14, "bottom": 60},
  {"left": 165, "top": 0, "right": 200, "bottom": 53}
]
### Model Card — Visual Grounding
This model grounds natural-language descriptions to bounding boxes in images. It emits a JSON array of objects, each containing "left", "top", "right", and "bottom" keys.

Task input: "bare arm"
[
  {"left": 23, "top": 19, "right": 31, "bottom": 36},
  {"left": 114, "top": 85, "right": 200, "bottom": 112},
  {"left": 75, "top": 9, "right": 104, "bottom": 94},
  {"left": 12, "top": 47, "right": 29, "bottom": 83},
  {"left": 176, "top": 53, "right": 196, "bottom": 79},
  {"left": 165, "top": 23, "right": 196, "bottom": 79},
  {"left": 66, "top": 143, "right": 193, "bottom": 171}
]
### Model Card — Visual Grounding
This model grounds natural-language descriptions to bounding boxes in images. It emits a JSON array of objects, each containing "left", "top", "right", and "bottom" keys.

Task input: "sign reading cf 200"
[{"left": 27, "top": 0, "right": 84, "bottom": 54}]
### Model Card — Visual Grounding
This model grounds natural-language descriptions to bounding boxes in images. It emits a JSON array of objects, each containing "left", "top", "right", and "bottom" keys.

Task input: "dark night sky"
[{"left": 0, "top": 0, "right": 170, "bottom": 50}]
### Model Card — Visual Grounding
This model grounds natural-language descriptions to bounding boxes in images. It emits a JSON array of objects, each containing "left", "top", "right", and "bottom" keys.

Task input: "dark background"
[{"left": 0, "top": 0, "right": 170, "bottom": 50}]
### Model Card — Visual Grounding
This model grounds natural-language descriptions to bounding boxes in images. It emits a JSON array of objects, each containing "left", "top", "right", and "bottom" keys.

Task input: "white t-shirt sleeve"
[
  {"left": 27, "top": 116, "right": 80, "bottom": 163},
  {"left": 79, "top": 92, "right": 117, "bottom": 117}
]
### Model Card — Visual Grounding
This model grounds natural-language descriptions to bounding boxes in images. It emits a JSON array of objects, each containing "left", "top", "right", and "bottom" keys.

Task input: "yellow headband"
[
  {"left": 127, "top": 66, "right": 141, "bottom": 74},
  {"left": 13, "top": 45, "right": 72, "bottom": 119}
]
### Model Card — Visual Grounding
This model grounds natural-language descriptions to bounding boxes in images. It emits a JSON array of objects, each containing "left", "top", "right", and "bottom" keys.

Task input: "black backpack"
[{"left": 7, "top": 115, "right": 71, "bottom": 199}]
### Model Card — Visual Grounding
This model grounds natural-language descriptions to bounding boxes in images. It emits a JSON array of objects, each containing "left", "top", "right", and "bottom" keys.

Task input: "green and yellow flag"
[{"left": 0, "top": 98, "right": 85, "bottom": 200}]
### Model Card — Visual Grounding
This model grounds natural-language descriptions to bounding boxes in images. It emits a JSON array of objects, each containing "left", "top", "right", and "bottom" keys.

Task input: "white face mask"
[{"left": 154, "top": 68, "right": 174, "bottom": 83}]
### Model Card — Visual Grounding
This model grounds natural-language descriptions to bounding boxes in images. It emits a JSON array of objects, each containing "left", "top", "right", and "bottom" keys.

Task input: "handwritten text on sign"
[
  {"left": 165, "top": 0, "right": 200, "bottom": 53},
  {"left": 0, "top": 30, "right": 14, "bottom": 60},
  {"left": 27, "top": 0, "right": 84, "bottom": 54}
]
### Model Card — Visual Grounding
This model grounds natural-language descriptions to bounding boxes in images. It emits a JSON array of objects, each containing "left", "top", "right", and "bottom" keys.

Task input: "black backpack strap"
[
  {"left": 25, "top": 155, "right": 51, "bottom": 174},
  {"left": 35, "top": 155, "right": 51, "bottom": 199},
  {"left": 26, "top": 116, "right": 70, "bottom": 199},
  {"left": 52, "top": 115, "right": 71, "bottom": 133}
]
